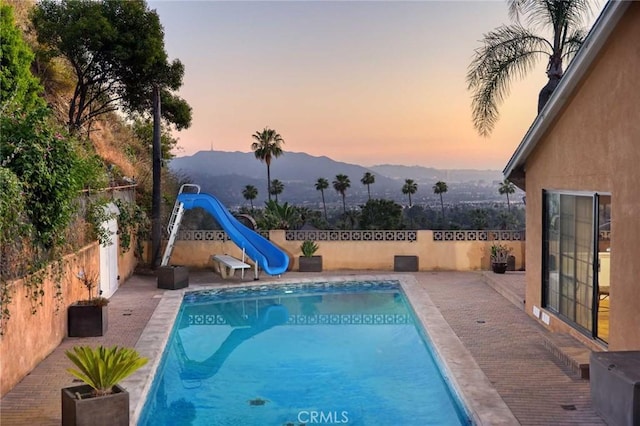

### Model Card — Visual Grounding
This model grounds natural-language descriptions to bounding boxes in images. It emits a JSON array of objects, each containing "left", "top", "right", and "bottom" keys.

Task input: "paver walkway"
[
  {"left": 0, "top": 270, "right": 605, "bottom": 425},
  {"left": 416, "top": 271, "right": 604, "bottom": 425}
]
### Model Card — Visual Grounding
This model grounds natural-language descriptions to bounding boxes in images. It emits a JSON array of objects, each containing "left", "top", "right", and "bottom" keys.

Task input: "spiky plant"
[
  {"left": 300, "top": 240, "right": 319, "bottom": 257},
  {"left": 66, "top": 345, "right": 148, "bottom": 396}
]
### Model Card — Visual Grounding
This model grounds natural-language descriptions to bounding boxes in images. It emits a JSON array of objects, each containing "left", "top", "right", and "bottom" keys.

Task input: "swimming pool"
[{"left": 137, "top": 280, "right": 471, "bottom": 425}]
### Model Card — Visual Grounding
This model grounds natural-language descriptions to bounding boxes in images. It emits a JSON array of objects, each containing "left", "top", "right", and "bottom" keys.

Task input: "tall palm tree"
[
  {"left": 251, "top": 127, "right": 284, "bottom": 201},
  {"left": 315, "top": 177, "right": 329, "bottom": 221},
  {"left": 269, "top": 179, "right": 284, "bottom": 203},
  {"left": 433, "top": 181, "right": 448, "bottom": 220},
  {"left": 332, "top": 174, "right": 351, "bottom": 215},
  {"left": 498, "top": 179, "right": 516, "bottom": 212},
  {"left": 467, "top": 0, "right": 593, "bottom": 136},
  {"left": 360, "top": 172, "right": 375, "bottom": 200},
  {"left": 401, "top": 179, "right": 418, "bottom": 207},
  {"left": 242, "top": 185, "right": 258, "bottom": 210}
]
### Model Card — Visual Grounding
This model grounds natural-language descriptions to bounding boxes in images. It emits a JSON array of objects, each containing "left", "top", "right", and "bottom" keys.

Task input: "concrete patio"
[{"left": 0, "top": 270, "right": 605, "bottom": 425}]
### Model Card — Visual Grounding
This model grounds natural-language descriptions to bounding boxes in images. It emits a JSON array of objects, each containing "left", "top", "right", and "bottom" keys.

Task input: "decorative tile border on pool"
[{"left": 124, "top": 274, "right": 518, "bottom": 425}]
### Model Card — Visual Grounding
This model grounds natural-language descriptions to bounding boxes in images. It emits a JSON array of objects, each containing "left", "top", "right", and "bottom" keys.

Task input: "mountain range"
[{"left": 169, "top": 150, "right": 509, "bottom": 208}]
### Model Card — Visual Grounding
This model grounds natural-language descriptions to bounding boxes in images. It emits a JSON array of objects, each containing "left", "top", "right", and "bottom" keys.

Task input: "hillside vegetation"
[{"left": 0, "top": 0, "right": 190, "bottom": 331}]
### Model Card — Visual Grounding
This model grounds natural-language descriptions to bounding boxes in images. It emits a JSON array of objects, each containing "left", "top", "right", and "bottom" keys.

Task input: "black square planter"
[
  {"left": 299, "top": 256, "right": 322, "bottom": 272},
  {"left": 491, "top": 262, "right": 508, "bottom": 274},
  {"left": 62, "top": 384, "right": 129, "bottom": 426},
  {"left": 68, "top": 304, "right": 108, "bottom": 337},
  {"left": 157, "top": 265, "right": 189, "bottom": 290},
  {"left": 394, "top": 255, "right": 418, "bottom": 272}
]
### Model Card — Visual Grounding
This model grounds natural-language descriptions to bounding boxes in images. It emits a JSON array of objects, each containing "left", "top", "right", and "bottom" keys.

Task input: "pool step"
[{"left": 542, "top": 332, "right": 592, "bottom": 379}]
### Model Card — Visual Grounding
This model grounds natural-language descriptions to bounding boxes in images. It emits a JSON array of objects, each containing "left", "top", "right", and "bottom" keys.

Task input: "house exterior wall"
[{"left": 523, "top": 2, "right": 640, "bottom": 350}]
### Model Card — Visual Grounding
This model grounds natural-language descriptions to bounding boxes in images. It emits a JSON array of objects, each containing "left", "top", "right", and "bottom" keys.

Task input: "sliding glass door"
[{"left": 543, "top": 191, "right": 610, "bottom": 342}]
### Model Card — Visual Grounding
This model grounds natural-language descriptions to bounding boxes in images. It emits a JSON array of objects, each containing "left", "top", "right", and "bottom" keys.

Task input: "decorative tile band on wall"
[
  {"left": 177, "top": 230, "right": 270, "bottom": 241},
  {"left": 285, "top": 230, "right": 418, "bottom": 242},
  {"left": 599, "top": 231, "right": 610, "bottom": 240},
  {"left": 432, "top": 230, "right": 525, "bottom": 241},
  {"left": 188, "top": 313, "right": 411, "bottom": 326}
]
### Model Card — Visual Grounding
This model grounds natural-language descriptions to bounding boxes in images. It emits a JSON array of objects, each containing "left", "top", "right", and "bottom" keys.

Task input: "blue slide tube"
[{"left": 177, "top": 193, "right": 289, "bottom": 276}]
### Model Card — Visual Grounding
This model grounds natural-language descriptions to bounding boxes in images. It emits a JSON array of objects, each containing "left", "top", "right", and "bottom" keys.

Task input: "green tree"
[
  {"left": 269, "top": 179, "right": 284, "bottom": 203},
  {"left": 315, "top": 177, "right": 329, "bottom": 221},
  {"left": 360, "top": 172, "right": 375, "bottom": 201},
  {"left": 130, "top": 118, "right": 178, "bottom": 165},
  {"left": 470, "top": 208, "right": 489, "bottom": 230},
  {"left": 242, "top": 185, "right": 258, "bottom": 210},
  {"left": 31, "top": 0, "right": 192, "bottom": 133},
  {"left": 332, "top": 174, "right": 351, "bottom": 215},
  {"left": 261, "top": 200, "right": 300, "bottom": 230},
  {"left": 341, "top": 209, "right": 360, "bottom": 230},
  {"left": 498, "top": 179, "right": 517, "bottom": 213},
  {"left": 433, "top": 181, "right": 448, "bottom": 220},
  {"left": 251, "top": 127, "right": 284, "bottom": 202},
  {"left": 401, "top": 179, "right": 418, "bottom": 207},
  {"left": 32, "top": 0, "right": 193, "bottom": 269},
  {"left": 467, "top": 0, "right": 592, "bottom": 136},
  {"left": 0, "top": 2, "right": 44, "bottom": 112},
  {"left": 360, "top": 199, "right": 403, "bottom": 230}
]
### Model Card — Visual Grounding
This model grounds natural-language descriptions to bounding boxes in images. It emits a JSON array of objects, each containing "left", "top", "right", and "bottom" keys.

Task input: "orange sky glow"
[{"left": 151, "top": 1, "right": 604, "bottom": 170}]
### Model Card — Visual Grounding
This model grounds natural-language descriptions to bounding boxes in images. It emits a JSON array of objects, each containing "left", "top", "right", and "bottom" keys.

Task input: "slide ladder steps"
[{"left": 161, "top": 201, "right": 185, "bottom": 266}]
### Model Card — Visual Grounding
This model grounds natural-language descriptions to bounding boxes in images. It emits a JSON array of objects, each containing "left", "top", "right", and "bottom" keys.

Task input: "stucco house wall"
[{"left": 521, "top": 2, "right": 640, "bottom": 350}]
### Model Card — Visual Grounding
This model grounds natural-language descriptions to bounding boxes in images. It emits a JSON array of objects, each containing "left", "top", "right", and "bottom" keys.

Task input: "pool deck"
[{"left": 0, "top": 270, "right": 605, "bottom": 425}]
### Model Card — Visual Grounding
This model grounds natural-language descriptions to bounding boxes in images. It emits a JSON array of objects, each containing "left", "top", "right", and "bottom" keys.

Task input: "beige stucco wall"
[
  {"left": 522, "top": 2, "right": 640, "bottom": 350},
  {"left": 163, "top": 230, "right": 524, "bottom": 272},
  {"left": 0, "top": 242, "right": 138, "bottom": 397}
]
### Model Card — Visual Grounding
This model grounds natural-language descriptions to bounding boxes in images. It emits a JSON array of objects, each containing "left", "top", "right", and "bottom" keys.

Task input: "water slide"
[{"left": 176, "top": 192, "right": 289, "bottom": 276}]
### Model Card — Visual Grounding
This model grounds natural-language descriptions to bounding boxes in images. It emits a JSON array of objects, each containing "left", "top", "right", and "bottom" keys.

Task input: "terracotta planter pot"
[
  {"left": 61, "top": 384, "right": 129, "bottom": 426},
  {"left": 68, "top": 304, "right": 107, "bottom": 337},
  {"left": 299, "top": 256, "right": 322, "bottom": 272}
]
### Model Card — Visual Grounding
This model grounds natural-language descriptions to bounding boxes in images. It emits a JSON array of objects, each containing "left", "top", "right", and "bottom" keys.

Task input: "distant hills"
[{"left": 169, "top": 150, "right": 509, "bottom": 208}]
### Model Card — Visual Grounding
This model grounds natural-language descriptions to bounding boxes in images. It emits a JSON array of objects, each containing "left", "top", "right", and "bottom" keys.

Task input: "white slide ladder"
[{"left": 160, "top": 184, "right": 200, "bottom": 266}]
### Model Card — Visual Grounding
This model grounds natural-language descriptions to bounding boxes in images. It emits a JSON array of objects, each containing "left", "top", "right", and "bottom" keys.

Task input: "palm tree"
[
  {"left": 360, "top": 172, "right": 375, "bottom": 200},
  {"left": 433, "top": 181, "right": 448, "bottom": 220},
  {"left": 332, "top": 174, "right": 351, "bottom": 215},
  {"left": 401, "top": 179, "right": 418, "bottom": 207},
  {"left": 242, "top": 185, "right": 258, "bottom": 210},
  {"left": 315, "top": 178, "right": 329, "bottom": 221},
  {"left": 467, "top": 0, "right": 593, "bottom": 136},
  {"left": 498, "top": 179, "right": 516, "bottom": 212},
  {"left": 251, "top": 127, "right": 284, "bottom": 201},
  {"left": 269, "top": 179, "right": 284, "bottom": 203}
]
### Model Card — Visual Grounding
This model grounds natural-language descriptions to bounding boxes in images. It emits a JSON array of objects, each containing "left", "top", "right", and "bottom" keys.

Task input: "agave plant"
[
  {"left": 300, "top": 240, "right": 319, "bottom": 257},
  {"left": 66, "top": 345, "right": 148, "bottom": 396}
]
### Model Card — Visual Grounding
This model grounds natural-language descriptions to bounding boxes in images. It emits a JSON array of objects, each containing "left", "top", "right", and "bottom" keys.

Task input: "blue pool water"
[{"left": 138, "top": 281, "right": 471, "bottom": 425}]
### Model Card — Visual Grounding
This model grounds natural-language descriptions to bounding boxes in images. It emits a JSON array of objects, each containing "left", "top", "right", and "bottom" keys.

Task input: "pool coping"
[{"left": 123, "top": 274, "right": 518, "bottom": 425}]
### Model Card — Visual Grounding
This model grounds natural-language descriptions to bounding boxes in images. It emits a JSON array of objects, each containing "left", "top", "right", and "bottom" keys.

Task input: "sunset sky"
[{"left": 150, "top": 1, "right": 603, "bottom": 170}]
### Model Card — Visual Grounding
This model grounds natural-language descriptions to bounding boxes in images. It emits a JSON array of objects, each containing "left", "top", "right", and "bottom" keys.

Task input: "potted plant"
[
  {"left": 490, "top": 243, "right": 511, "bottom": 274},
  {"left": 68, "top": 268, "right": 109, "bottom": 337},
  {"left": 298, "top": 240, "right": 322, "bottom": 272},
  {"left": 62, "top": 345, "right": 148, "bottom": 426}
]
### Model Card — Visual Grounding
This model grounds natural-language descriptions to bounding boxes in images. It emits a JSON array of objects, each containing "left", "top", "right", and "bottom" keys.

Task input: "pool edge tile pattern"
[{"left": 127, "top": 274, "right": 518, "bottom": 425}]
